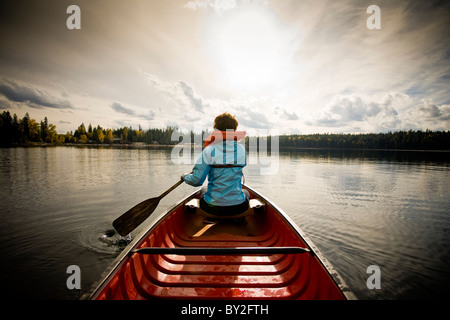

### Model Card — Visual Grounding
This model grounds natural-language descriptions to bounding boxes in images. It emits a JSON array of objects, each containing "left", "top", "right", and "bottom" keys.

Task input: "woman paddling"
[{"left": 181, "top": 112, "right": 249, "bottom": 216}]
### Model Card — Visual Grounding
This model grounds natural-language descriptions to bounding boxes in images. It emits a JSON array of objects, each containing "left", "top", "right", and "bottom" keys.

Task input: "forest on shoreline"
[{"left": 1, "top": 110, "right": 449, "bottom": 150}]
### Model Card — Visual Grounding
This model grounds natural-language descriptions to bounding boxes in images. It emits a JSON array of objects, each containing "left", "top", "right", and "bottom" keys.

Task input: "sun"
[{"left": 205, "top": 7, "right": 293, "bottom": 94}]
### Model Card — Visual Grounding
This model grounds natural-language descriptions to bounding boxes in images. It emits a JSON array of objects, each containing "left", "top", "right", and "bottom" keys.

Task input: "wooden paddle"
[{"left": 113, "top": 179, "right": 184, "bottom": 236}]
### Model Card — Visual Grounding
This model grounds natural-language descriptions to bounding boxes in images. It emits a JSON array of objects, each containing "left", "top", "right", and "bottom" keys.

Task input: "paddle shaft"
[{"left": 159, "top": 179, "right": 184, "bottom": 199}]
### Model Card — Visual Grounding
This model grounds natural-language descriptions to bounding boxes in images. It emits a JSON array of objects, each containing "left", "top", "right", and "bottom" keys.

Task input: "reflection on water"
[{"left": 0, "top": 146, "right": 449, "bottom": 299}]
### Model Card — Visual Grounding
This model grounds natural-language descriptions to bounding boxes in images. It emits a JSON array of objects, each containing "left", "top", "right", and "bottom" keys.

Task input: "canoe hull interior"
[{"left": 90, "top": 186, "right": 353, "bottom": 300}]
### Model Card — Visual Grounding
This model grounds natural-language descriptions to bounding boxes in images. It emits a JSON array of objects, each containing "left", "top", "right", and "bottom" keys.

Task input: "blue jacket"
[{"left": 183, "top": 139, "right": 246, "bottom": 206}]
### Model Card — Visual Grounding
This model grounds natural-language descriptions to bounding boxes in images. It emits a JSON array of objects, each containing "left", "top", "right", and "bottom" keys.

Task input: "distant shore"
[
  {"left": 3, "top": 141, "right": 449, "bottom": 153},
  {"left": 2, "top": 111, "right": 449, "bottom": 151},
  {"left": 2, "top": 142, "right": 176, "bottom": 149}
]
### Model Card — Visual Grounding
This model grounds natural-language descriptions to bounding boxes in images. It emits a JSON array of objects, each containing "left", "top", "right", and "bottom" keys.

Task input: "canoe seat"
[{"left": 185, "top": 198, "right": 265, "bottom": 219}]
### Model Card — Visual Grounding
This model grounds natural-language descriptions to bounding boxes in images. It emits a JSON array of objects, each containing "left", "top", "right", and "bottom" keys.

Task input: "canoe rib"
[{"left": 88, "top": 185, "right": 356, "bottom": 300}]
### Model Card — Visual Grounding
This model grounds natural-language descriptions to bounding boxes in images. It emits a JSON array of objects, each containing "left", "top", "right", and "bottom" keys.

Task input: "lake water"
[{"left": 0, "top": 146, "right": 449, "bottom": 300}]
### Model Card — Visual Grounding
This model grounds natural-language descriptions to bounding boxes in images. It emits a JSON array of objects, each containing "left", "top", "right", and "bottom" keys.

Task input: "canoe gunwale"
[{"left": 85, "top": 184, "right": 357, "bottom": 300}]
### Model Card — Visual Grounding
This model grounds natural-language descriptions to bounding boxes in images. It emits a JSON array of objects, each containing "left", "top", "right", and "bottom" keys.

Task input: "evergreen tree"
[
  {"left": 40, "top": 116, "right": 48, "bottom": 142},
  {"left": 0, "top": 111, "right": 14, "bottom": 146}
]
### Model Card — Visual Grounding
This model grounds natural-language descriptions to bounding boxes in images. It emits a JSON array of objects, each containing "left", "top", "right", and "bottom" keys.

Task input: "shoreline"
[{"left": 2, "top": 142, "right": 449, "bottom": 153}]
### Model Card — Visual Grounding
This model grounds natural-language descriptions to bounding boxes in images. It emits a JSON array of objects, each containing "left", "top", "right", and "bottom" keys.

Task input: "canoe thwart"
[{"left": 129, "top": 246, "right": 311, "bottom": 256}]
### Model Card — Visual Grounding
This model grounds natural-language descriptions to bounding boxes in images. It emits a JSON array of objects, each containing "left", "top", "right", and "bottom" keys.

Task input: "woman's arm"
[{"left": 182, "top": 151, "right": 210, "bottom": 187}]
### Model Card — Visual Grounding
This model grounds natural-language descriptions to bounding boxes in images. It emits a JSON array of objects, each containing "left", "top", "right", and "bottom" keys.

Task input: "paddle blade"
[{"left": 113, "top": 197, "right": 161, "bottom": 236}]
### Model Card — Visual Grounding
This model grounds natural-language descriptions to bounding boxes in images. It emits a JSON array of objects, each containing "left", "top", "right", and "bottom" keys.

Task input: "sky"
[{"left": 0, "top": 0, "right": 449, "bottom": 135}]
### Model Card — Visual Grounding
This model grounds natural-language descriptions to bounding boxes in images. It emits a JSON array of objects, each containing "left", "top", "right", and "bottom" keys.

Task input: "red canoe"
[{"left": 88, "top": 185, "right": 355, "bottom": 300}]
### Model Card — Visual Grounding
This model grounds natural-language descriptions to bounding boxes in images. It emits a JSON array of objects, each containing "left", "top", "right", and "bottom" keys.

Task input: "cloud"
[
  {"left": 179, "top": 81, "right": 206, "bottom": 113},
  {"left": 305, "top": 93, "right": 407, "bottom": 132},
  {"left": 237, "top": 106, "right": 272, "bottom": 130},
  {"left": 403, "top": 101, "right": 450, "bottom": 131},
  {"left": 310, "top": 95, "right": 382, "bottom": 127},
  {"left": 144, "top": 71, "right": 302, "bottom": 132},
  {"left": 140, "top": 110, "right": 156, "bottom": 121},
  {"left": 0, "top": 95, "right": 13, "bottom": 110},
  {"left": 417, "top": 103, "right": 450, "bottom": 121},
  {"left": 144, "top": 73, "right": 178, "bottom": 94},
  {"left": 110, "top": 102, "right": 156, "bottom": 122},
  {"left": 304, "top": 92, "right": 450, "bottom": 133},
  {"left": 0, "top": 78, "right": 73, "bottom": 110},
  {"left": 111, "top": 102, "right": 136, "bottom": 116},
  {"left": 143, "top": 73, "right": 206, "bottom": 114},
  {"left": 143, "top": 72, "right": 280, "bottom": 130},
  {"left": 274, "top": 106, "right": 299, "bottom": 121}
]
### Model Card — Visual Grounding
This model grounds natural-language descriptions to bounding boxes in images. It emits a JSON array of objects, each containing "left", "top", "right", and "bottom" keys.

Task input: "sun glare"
[{"left": 206, "top": 8, "right": 292, "bottom": 93}]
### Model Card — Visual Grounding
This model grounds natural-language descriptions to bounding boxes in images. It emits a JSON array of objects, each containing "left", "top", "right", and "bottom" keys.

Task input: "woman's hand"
[{"left": 181, "top": 171, "right": 193, "bottom": 181}]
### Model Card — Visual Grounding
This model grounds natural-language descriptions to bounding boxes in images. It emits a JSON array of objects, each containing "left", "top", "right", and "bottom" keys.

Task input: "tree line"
[
  {"left": 0, "top": 111, "right": 60, "bottom": 145},
  {"left": 1, "top": 110, "right": 449, "bottom": 150},
  {"left": 274, "top": 131, "right": 450, "bottom": 150},
  {"left": 66, "top": 122, "right": 178, "bottom": 145},
  {"left": 0, "top": 111, "right": 179, "bottom": 146}
]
